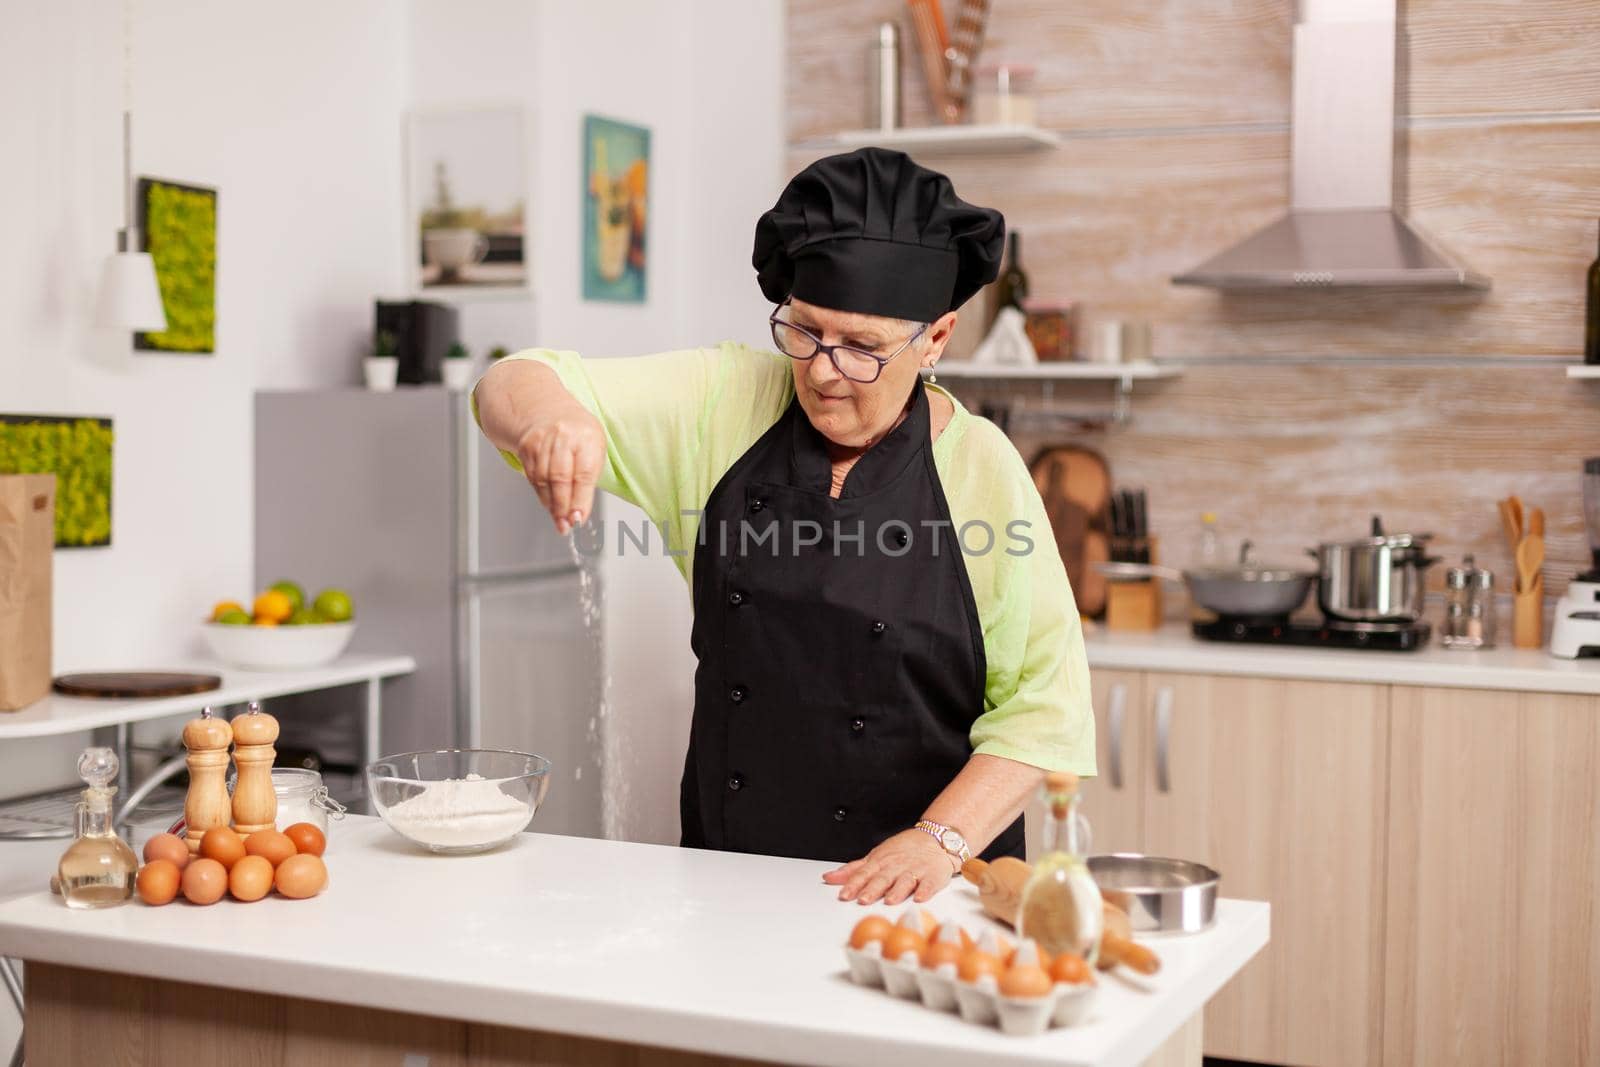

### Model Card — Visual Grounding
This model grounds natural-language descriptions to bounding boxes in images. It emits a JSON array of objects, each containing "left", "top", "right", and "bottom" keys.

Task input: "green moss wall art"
[
  {"left": 135, "top": 177, "right": 216, "bottom": 354},
  {"left": 0, "top": 416, "right": 114, "bottom": 547}
]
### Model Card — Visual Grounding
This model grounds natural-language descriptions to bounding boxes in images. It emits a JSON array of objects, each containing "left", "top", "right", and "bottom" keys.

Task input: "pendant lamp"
[{"left": 96, "top": 2, "right": 166, "bottom": 333}]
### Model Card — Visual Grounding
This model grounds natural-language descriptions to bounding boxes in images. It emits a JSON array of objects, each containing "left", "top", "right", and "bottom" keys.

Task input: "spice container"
[
  {"left": 865, "top": 21, "right": 902, "bottom": 130},
  {"left": 1442, "top": 555, "right": 1497, "bottom": 650},
  {"left": 224, "top": 766, "right": 347, "bottom": 833},
  {"left": 972, "top": 64, "right": 1037, "bottom": 127}
]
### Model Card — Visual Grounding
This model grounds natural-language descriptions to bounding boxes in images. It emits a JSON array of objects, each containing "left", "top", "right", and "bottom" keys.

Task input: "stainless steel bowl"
[{"left": 1088, "top": 853, "right": 1219, "bottom": 934}]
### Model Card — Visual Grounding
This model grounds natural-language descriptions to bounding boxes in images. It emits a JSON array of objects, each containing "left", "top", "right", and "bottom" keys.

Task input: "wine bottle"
[
  {"left": 994, "top": 231, "right": 1029, "bottom": 317},
  {"left": 1586, "top": 218, "right": 1599, "bottom": 364}
]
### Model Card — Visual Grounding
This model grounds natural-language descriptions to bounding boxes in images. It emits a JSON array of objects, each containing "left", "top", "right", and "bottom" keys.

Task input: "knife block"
[{"left": 1106, "top": 538, "right": 1162, "bottom": 631}]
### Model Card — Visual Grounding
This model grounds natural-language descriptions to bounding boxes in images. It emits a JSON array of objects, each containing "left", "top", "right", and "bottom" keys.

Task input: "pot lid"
[{"left": 1321, "top": 515, "right": 1433, "bottom": 551}]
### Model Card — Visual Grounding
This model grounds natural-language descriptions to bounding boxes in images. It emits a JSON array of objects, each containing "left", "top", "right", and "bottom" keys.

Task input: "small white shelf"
[
  {"left": 936, "top": 361, "right": 1181, "bottom": 382},
  {"left": 792, "top": 124, "right": 1061, "bottom": 157},
  {"left": 1566, "top": 364, "right": 1600, "bottom": 379}
]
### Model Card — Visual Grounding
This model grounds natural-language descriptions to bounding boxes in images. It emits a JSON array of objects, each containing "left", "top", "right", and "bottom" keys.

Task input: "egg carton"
[{"left": 843, "top": 915, "right": 1097, "bottom": 1037}]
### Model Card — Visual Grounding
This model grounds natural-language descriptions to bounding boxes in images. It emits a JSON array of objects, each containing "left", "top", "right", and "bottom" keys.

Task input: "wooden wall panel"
[
  {"left": 1404, "top": 0, "right": 1600, "bottom": 115},
  {"left": 949, "top": 364, "right": 1600, "bottom": 593},
  {"left": 788, "top": 1, "right": 1290, "bottom": 141}
]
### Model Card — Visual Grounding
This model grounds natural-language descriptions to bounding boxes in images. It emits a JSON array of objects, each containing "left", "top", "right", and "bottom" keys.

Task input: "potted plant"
[
  {"left": 364, "top": 330, "right": 400, "bottom": 392},
  {"left": 442, "top": 341, "right": 474, "bottom": 391}
]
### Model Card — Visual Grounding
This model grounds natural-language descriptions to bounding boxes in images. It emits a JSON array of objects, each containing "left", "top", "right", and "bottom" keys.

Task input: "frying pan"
[{"left": 1096, "top": 541, "right": 1316, "bottom": 619}]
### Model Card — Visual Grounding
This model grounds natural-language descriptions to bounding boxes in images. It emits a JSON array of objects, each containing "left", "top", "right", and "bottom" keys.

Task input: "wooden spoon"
[
  {"left": 1516, "top": 534, "right": 1545, "bottom": 594},
  {"left": 1499, "top": 498, "right": 1522, "bottom": 556},
  {"left": 1530, "top": 507, "right": 1546, "bottom": 538}
]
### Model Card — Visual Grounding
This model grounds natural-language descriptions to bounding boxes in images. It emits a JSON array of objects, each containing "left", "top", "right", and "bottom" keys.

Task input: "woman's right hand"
[{"left": 511, "top": 400, "right": 606, "bottom": 536}]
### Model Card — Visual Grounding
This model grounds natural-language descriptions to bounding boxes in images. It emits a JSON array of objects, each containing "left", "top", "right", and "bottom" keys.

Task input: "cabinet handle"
[
  {"left": 1106, "top": 683, "right": 1127, "bottom": 790},
  {"left": 1154, "top": 686, "right": 1174, "bottom": 794}
]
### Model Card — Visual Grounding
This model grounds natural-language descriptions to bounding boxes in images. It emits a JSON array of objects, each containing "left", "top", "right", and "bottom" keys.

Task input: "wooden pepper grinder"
[
  {"left": 231, "top": 701, "right": 279, "bottom": 835},
  {"left": 183, "top": 707, "right": 234, "bottom": 855}
]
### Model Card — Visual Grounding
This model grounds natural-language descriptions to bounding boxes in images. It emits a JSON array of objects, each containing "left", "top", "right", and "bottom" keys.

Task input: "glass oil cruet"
[
  {"left": 1017, "top": 771, "right": 1104, "bottom": 963},
  {"left": 56, "top": 746, "right": 139, "bottom": 909}
]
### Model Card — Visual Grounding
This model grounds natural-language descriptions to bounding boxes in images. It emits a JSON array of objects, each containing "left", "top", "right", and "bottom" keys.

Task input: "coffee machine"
[
  {"left": 1549, "top": 457, "right": 1600, "bottom": 658},
  {"left": 374, "top": 300, "right": 459, "bottom": 385}
]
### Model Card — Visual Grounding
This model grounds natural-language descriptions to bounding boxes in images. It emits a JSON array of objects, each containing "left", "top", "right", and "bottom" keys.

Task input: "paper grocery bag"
[{"left": 0, "top": 473, "right": 55, "bottom": 710}]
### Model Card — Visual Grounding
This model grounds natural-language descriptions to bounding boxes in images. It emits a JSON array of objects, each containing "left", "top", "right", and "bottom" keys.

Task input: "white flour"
[{"left": 383, "top": 773, "right": 531, "bottom": 847}]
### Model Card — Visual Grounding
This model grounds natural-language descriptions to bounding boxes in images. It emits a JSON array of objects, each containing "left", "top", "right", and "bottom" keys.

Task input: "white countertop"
[
  {"left": 0, "top": 818, "right": 1268, "bottom": 1067},
  {"left": 1084, "top": 624, "right": 1600, "bottom": 695},
  {"left": 0, "top": 654, "right": 416, "bottom": 740}
]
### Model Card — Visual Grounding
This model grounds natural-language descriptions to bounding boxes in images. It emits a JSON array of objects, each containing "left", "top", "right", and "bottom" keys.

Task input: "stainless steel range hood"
[{"left": 1173, "top": 0, "right": 1489, "bottom": 290}]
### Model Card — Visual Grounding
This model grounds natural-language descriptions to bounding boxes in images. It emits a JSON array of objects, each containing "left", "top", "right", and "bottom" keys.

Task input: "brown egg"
[
  {"left": 921, "top": 938, "right": 963, "bottom": 970},
  {"left": 283, "top": 822, "right": 326, "bottom": 857},
  {"left": 142, "top": 832, "right": 191, "bottom": 870},
  {"left": 848, "top": 914, "right": 893, "bottom": 950},
  {"left": 228, "top": 855, "right": 274, "bottom": 902},
  {"left": 881, "top": 925, "right": 927, "bottom": 963},
  {"left": 181, "top": 858, "right": 227, "bottom": 905},
  {"left": 1050, "top": 952, "right": 1095, "bottom": 986},
  {"left": 274, "top": 853, "right": 327, "bottom": 899},
  {"left": 243, "top": 830, "right": 297, "bottom": 867},
  {"left": 999, "top": 964, "right": 1054, "bottom": 998},
  {"left": 136, "top": 860, "right": 180, "bottom": 905},
  {"left": 200, "top": 827, "right": 246, "bottom": 870},
  {"left": 956, "top": 947, "right": 1002, "bottom": 983}
]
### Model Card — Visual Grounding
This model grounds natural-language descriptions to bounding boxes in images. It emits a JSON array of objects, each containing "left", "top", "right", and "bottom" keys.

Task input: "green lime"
[
  {"left": 217, "top": 609, "right": 252, "bottom": 626},
  {"left": 269, "top": 580, "right": 305, "bottom": 613},
  {"left": 313, "top": 588, "right": 353, "bottom": 622},
  {"left": 286, "top": 608, "right": 317, "bottom": 626}
]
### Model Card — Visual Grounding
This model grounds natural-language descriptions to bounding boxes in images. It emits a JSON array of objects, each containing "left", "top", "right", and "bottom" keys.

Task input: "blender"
[{"left": 1549, "top": 458, "right": 1600, "bottom": 658}]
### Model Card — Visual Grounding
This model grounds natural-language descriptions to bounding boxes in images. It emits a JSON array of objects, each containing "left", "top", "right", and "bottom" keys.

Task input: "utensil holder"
[
  {"left": 1106, "top": 537, "right": 1162, "bottom": 631},
  {"left": 1513, "top": 578, "right": 1543, "bottom": 650}
]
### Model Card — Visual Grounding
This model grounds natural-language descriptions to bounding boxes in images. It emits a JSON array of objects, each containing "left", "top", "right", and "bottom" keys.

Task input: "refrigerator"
[{"left": 254, "top": 388, "right": 603, "bottom": 838}]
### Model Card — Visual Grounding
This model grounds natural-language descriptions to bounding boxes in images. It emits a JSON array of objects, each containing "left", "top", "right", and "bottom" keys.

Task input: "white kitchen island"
[{"left": 0, "top": 818, "right": 1267, "bottom": 1067}]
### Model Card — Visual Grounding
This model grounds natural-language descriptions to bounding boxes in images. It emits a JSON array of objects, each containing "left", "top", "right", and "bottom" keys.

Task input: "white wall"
[{"left": 409, "top": 0, "right": 783, "bottom": 845}]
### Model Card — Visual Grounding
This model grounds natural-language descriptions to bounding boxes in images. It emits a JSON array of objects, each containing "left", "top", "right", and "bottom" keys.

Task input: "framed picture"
[
  {"left": 406, "top": 105, "right": 529, "bottom": 295},
  {"left": 135, "top": 178, "right": 216, "bottom": 354},
  {"left": 0, "top": 415, "right": 114, "bottom": 547},
  {"left": 582, "top": 115, "right": 649, "bottom": 303}
]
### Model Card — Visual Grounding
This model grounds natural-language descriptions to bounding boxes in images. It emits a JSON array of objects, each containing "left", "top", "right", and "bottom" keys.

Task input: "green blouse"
[{"left": 475, "top": 343, "right": 1095, "bottom": 776}]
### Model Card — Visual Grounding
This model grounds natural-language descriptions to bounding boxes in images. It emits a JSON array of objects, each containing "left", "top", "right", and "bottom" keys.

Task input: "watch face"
[{"left": 940, "top": 829, "right": 962, "bottom": 851}]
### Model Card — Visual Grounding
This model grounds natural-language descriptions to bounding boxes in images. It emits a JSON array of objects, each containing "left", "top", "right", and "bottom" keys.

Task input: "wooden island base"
[{"left": 24, "top": 962, "right": 1201, "bottom": 1067}]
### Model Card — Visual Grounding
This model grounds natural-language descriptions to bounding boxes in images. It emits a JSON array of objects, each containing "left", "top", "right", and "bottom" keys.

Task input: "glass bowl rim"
[{"left": 365, "top": 747, "right": 553, "bottom": 787}]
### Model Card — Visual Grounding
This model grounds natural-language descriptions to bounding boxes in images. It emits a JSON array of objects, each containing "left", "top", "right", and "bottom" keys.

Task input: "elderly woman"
[{"left": 474, "top": 148, "right": 1093, "bottom": 906}]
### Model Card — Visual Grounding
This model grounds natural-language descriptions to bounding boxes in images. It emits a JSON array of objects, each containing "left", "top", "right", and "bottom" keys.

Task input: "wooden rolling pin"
[{"left": 963, "top": 857, "right": 1161, "bottom": 975}]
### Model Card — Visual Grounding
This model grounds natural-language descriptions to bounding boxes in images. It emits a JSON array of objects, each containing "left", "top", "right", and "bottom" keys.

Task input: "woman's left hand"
[{"left": 822, "top": 829, "right": 956, "bottom": 905}]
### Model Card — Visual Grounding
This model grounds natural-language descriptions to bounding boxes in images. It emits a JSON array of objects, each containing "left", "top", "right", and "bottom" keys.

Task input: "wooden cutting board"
[
  {"left": 1029, "top": 445, "right": 1112, "bottom": 616},
  {"left": 53, "top": 672, "right": 223, "bottom": 699}
]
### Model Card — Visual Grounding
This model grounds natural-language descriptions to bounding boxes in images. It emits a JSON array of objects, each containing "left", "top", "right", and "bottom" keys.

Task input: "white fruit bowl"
[{"left": 200, "top": 622, "right": 356, "bottom": 671}]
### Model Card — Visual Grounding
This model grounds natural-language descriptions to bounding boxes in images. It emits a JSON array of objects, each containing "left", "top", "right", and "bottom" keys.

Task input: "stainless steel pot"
[
  {"left": 1312, "top": 516, "right": 1439, "bottom": 623},
  {"left": 1098, "top": 540, "right": 1316, "bottom": 619},
  {"left": 1088, "top": 853, "right": 1218, "bottom": 934}
]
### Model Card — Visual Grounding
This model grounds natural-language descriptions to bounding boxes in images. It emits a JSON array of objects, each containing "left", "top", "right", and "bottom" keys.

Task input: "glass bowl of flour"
[{"left": 366, "top": 749, "right": 552, "bottom": 854}]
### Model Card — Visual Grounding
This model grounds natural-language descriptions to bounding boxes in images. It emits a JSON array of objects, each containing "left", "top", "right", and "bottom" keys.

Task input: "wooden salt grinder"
[
  {"left": 231, "top": 700, "right": 280, "bottom": 834},
  {"left": 183, "top": 707, "right": 234, "bottom": 855}
]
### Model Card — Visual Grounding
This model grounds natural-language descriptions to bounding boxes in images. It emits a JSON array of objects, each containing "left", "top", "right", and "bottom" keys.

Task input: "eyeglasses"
[{"left": 768, "top": 301, "right": 928, "bottom": 384}]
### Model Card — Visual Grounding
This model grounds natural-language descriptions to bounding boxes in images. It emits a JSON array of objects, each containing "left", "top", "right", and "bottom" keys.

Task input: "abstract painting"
[{"left": 582, "top": 115, "right": 649, "bottom": 303}]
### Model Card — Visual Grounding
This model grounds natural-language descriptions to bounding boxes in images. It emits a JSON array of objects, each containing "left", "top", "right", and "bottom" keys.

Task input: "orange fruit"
[
  {"left": 252, "top": 590, "right": 293, "bottom": 623},
  {"left": 251, "top": 617, "right": 280, "bottom": 627}
]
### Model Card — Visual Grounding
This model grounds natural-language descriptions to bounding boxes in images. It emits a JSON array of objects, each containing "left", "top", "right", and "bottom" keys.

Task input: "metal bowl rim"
[{"left": 1086, "top": 852, "right": 1221, "bottom": 892}]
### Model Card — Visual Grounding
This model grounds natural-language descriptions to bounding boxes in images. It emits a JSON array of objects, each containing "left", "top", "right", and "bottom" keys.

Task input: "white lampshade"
[{"left": 96, "top": 250, "right": 167, "bottom": 332}]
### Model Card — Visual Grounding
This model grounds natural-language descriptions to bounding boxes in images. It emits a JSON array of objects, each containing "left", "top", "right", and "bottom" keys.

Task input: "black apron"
[{"left": 682, "top": 377, "right": 1026, "bottom": 863}]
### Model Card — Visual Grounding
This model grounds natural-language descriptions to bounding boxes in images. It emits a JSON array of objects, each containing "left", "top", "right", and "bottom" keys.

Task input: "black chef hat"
[{"left": 752, "top": 148, "right": 1005, "bottom": 323}]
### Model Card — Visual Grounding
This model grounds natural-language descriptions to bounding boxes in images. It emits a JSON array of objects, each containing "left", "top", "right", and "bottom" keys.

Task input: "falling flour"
[{"left": 383, "top": 773, "right": 532, "bottom": 848}]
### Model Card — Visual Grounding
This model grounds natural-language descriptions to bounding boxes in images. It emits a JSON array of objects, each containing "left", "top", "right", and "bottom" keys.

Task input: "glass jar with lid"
[
  {"left": 1442, "top": 554, "right": 1496, "bottom": 649},
  {"left": 221, "top": 766, "right": 346, "bottom": 833}
]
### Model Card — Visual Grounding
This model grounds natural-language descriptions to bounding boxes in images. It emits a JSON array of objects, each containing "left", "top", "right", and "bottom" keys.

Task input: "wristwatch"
[{"left": 914, "top": 820, "right": 972, "bottom": 872}]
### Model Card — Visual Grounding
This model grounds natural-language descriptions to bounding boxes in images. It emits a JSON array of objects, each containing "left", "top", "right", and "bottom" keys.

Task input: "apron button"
[
  {"left": 749, "top": 498, "right": 767, "bottom": 513},
  {"left": 728, "top": 775, "right": 744, "bottom": 791},
  {"left": 730, "top": 686, "right": 747, "bottom": 704},
  {"left": 833, "top": 807, "right": 848, "bottom": 822},
  {"left": 728, "top": 590, "right": 745, "bottom": 606},
  {"left": 850, "top": 718, "right": 865, "bottom": 732},
  {"left": 871, "top": 620, "right": 887, "bottom": 635},
  {"left": 894, "top": 530, "right": 908, "bottom": 546}
]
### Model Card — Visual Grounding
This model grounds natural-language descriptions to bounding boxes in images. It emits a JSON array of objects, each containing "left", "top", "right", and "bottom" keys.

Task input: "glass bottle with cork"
[
  {"left": 1017, "top": 771, "right": 1104, "bottom": 963},
  {"left": 56, "top": 747, "right": 138, "bottom": 909}
]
